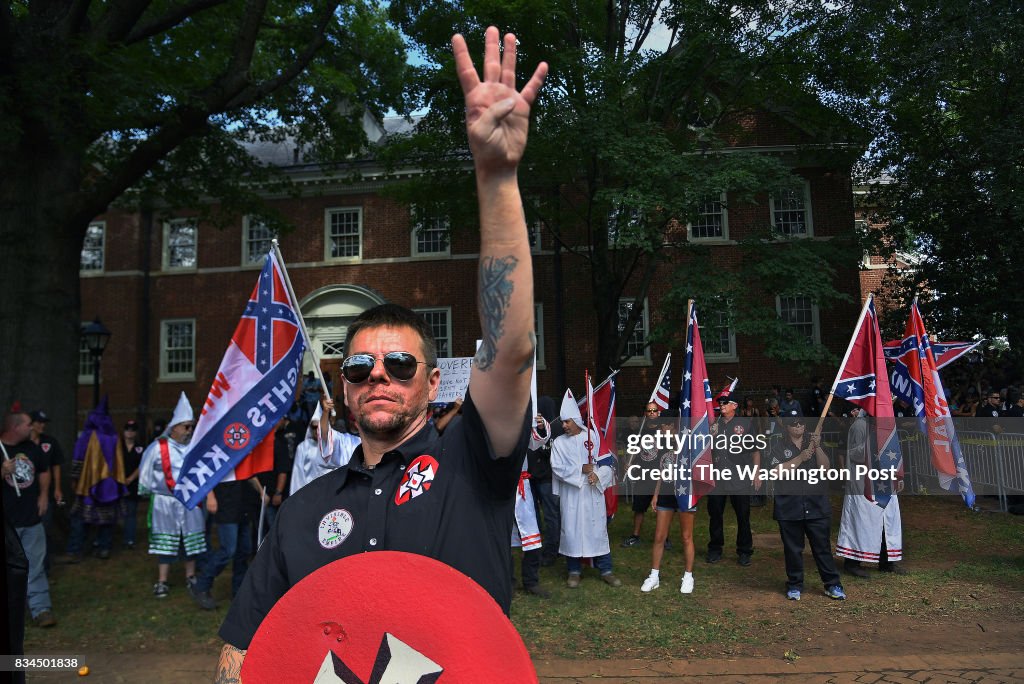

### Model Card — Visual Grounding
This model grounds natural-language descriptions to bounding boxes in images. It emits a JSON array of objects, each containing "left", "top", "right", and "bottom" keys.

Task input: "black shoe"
[
  {"left": 879, "top": 563, "right": 908, "bottom": 575},
  {"left": 191, "top": 590, "right": 217, "bottom": 611},
  {"left": 738, "top": 553, "right": 751, "bottom": 567},
  {"left": 705, "top": 551, "right": 722, "bottom": 564},
  {"left": 620, "top": 535, "right": 641, "bottom": 548},
  {"left": 524, "top": 585, "right": 551, "bottom": 599},
  {"left": 844, "top": 561, "right": 871, "bottom": 578}
]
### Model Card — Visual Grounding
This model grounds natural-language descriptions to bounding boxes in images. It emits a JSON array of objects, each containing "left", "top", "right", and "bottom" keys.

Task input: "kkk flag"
[
  {"left": 580, "top": 372, "right": 618, "bottom": 516},
  {"left": 651, "top": 354, "right": 672, "bottom": 410},
  {"left": 174, "top": 251, "right": 305, "bottom": 509},
  {"left": 897, "top": 301, "right": 976, "bottom": 507},
  {"left": 675, "top": 303, "right": 716, "bottom": 510},
  {"left": 831, "top": 296, "right": 902, "bottom": 508},
  {"left": 885, "top": 337, "right": 981, "bottom": 407}
]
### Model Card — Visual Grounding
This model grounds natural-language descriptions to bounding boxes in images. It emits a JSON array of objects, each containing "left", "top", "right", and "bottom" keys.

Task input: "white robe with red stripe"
[
  {"left": 511, "top": 457, "right": 542, "bottom": 551},
  {"left": 836, "top": 416, "right": 903, "bottom": 563}
]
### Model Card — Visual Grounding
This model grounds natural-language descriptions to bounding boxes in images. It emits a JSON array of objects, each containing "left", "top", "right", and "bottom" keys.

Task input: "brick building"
[{"left": 78, "top": 112, "right": 864, "bottom": 430}]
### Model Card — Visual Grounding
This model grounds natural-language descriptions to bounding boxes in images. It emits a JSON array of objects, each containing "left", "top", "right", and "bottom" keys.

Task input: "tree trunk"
[{"left": 0, "top": 156, "right": 88, "bottom": 455}]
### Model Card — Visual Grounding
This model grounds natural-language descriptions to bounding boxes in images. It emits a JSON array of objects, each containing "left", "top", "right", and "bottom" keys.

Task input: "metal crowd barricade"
[
  {"left": 897, "top": 429, "right": 1008, "bottom": 511},
  {"left": 898, "top": 429, "right": 932, "bottom": 494},
  {"left": 957, "top": 431, "right": 1005, "bottom": 511},
  {"left": 995, "top": 432, "right": 1024, "bottom": 504}
]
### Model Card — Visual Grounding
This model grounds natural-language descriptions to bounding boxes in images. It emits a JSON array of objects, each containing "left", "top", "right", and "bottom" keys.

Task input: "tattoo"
[
  {"left": 475, "top": 255, "right": 518, "bottom": 371},
  {"left": 215, "top": 644, "right": 245, "bottom": 684},
  {"left": 517, "top": 331, "right": 537, "bottom": 374}
]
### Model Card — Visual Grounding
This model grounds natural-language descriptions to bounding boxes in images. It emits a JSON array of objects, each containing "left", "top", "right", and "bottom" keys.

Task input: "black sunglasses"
[{"left": 341, "top": 351, "right": 430, "bottom": 384}]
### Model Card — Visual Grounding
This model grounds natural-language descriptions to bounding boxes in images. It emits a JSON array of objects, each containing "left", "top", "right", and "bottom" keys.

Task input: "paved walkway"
[{"left": 24, "top": 652, "right": 1024, "bottom": 683}]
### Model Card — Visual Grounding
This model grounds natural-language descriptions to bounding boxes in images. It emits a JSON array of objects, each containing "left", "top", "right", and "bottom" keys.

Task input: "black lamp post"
[{"left": 82, "top": 318, "right": 112, "bottom": 408}]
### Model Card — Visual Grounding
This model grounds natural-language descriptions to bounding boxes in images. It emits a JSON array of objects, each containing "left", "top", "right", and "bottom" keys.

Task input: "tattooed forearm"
[
  {"left": 475, "top": 255, "right": 518, "bottom": 371},
  {"left": 517, "top": 331, "right": 537, "bottom": 374},
  {"left": 215, "top": 644, "right": 245, "bottom": 683}
]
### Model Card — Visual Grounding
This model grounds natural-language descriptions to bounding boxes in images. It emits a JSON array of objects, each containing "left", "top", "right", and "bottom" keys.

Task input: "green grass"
[{"left": 25, "top": 496, "right": 1024, "bottom": 661}]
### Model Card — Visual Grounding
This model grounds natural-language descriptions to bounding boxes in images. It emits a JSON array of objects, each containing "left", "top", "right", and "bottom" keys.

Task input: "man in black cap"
[
  {"left": 29, "top": 410, "right": 63, "bottom": 573},
  {"left": 705, "top": 392, "right": 761, "bottom": 566}
]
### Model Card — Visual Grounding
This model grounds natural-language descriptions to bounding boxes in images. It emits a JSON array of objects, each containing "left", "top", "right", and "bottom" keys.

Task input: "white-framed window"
[
  {"left": 243, "top": 216, "right": 276, "bottom": 265},
  {"left": 618, "top": 298, "right": 651, "bottom": 364},
  {"left": 325, "top": 207, "right": 362, "bottom": 260},
  {"left": 777, "top": 296, "right": 820, "bottom": 345},
  {"left": 163, "top": 218, "right": 198, "bottom": 270},
  {"left": 416, "top": 308, "right": 452, "bottom": 357},
  {"left": 411, "top": 212, "right": 450, "bottom": 256},
  {"left": 78, "top": 323, "right": 96, "bottom": 383},
  {"left": 771, "top": 183, "right": 813, "bottom": 237},
  {"left": 319, "top": 332, "right": 347, "bottom": 358},
  {"left": 160, "top": 319, "right": 196, "bottom": 380},
  {"left": 704, "top": 308, "right": 737, "bottom": 362},
  {"left": 80, "top": 222, "right": 105, "bottom": 273},
  {"left": 687, "top": 194, "right": 728, "bottom": 241},
  {"left": 534, "top": 303, "right": 546, "bottom": 370}
]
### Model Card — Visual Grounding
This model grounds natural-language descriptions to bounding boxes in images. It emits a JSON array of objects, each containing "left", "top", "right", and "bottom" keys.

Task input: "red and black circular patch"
[{"left": 223, "top": 423, "right": 250, "bottom": 450}]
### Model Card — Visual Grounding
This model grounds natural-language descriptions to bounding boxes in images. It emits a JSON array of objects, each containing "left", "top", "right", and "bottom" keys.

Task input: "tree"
[
  {"left": 799, "top": 0, "right": 1024, "bottom": 362},
  {"left": 0, "top": 2, "right": 408, "bottom": 443},
  {"left": 386, "top": 0, "right": 862, "bottom": 377}
]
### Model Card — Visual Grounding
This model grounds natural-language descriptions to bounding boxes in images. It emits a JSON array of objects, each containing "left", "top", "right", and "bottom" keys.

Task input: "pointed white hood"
[
  {"left": 559, "top": 389, "right": 585, "bottom": 430},
  {"left": 169, "top": 392, "right": 193, "bottom": 430},
  {"left": 306, "top": 403, "right": 323, "bottom": 440}
]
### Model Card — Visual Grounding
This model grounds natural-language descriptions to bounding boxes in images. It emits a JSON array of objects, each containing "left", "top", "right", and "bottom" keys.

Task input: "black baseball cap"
[{"left": 29, "top": 410, "right": 49, "bottom": 423}]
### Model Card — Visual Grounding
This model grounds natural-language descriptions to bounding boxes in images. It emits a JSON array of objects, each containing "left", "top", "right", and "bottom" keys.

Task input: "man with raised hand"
[{"left": 216, "top": 26, "right": 547, "bottom": 679}]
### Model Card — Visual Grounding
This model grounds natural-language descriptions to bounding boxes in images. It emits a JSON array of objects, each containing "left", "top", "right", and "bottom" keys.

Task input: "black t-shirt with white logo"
[{"left": 2, "top": 439, "right": 49, "bottom": 527}]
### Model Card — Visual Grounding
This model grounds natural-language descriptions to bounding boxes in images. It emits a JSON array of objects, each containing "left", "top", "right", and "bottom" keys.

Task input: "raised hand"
[{"left": 451, "top": 27, "right": 547, "bottom": 175}]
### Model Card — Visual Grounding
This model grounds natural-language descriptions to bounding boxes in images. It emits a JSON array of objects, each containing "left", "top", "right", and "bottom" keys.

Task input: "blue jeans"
[
  {"left": 195, "top": 521, "right": 252, "bottom": 596},
  {"left": 122, "top": 496, "right": 139, "bottom": 545},
  {"left": 566, "top": 553, "right": 613, "bottom": 576},
  {"left": 16, "top": 523, "right": 52, "bottom": 618},
  {"left": 67, "top": 513, "right": 113, "bottom": 554}
]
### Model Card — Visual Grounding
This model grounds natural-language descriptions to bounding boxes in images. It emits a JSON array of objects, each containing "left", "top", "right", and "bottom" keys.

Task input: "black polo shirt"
[
  {"left": 219, "top": 391, "right": 530, "bottom": 649},
  {"left": 768, "top": 434, "right": 831, "bottom": 521},
  {"left": 712, "top": 415, "right": 759, "bottom": 494}
]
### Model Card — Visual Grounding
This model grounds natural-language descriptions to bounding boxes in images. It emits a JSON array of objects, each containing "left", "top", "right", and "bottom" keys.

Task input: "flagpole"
[
  {"left": 647, "top": 354, "right": 671, "bottom": 406},
  {"left": 818, "top": 293, "right": 875, "bottom": 434},
  {"left": 585, "top": 369, "right": 594, "bottom": 465},
  {"left": 271, "top": 240, "right": 334, "bottom": 416}
]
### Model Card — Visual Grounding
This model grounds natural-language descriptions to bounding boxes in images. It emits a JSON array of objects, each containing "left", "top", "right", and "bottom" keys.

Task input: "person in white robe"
[
  {"left": 550, "top": 389, "right": 621, "bottom": 588},
  {"left": 289, "top": 403, "right": 360, "bottom": 496},
  {"left": 837, "top": 407, "right": 905, "bottom": 576},
  {"left": 138, "top": 392, "right": 206, "bottom": 598}
]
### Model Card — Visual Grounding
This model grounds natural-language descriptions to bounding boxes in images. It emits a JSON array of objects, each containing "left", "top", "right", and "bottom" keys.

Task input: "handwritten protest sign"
[{"left": 434, "top": 357, "right": 473, "bottom": 404}]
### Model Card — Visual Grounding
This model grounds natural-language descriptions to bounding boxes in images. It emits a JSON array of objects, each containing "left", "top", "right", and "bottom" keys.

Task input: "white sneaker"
[
  {"left": 680, "top": 574, "right": 694, "bottom": 594},
  {"left": 641, "top": 574, "right": 660, "bottom": 592}
]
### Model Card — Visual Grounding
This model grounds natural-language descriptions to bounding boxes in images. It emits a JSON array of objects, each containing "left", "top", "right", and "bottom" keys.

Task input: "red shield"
[{"left": 242, "top": 551, "right": 536, "bottom": 683}]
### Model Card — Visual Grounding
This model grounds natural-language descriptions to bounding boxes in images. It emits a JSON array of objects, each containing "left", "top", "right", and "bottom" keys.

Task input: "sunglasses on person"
[
  {"left": 645, "top": 407, "right": 660, "bottom": 414},
  {"left": 341, "top": 351, "right": 431, "bottom": 384}
]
